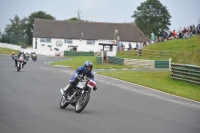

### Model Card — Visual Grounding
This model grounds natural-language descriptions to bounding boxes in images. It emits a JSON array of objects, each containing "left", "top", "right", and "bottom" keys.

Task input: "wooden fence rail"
[{"left": 170, "top": 63, "right": 200, "bottom": 85}]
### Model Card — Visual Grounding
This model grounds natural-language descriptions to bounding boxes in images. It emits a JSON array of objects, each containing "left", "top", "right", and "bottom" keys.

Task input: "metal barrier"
[
  {"left": 64, "top": 51, "right": 94, "bottom": 56},
  {"left": 170, "top": 63, "right": 200, "bottom": 85},
  {"left": 96, "top": 56, "right": 103, "bottom": 64},
  {"left": 108, "top": 56, "right": 124, "bottom": 65},
  {"left": 155, "top": 60, "right": 169, "bottom": 68}
]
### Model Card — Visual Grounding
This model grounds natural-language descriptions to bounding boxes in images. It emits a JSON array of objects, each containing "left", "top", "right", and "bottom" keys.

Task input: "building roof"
[{"left": 33, "top": 19, "right": 148, "bottom": 42}]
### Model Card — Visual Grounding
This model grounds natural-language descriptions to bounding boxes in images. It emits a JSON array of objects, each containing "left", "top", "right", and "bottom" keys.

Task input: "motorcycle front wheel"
[
  {"left": 75, "top": 93, "right": 90, "bottom": 113},
  {"left": 17, "top": 62, "right": 21, "bottom": 72},
  {"left": 60, "top": 96, "right": 69, "bottom": 109},
  {"left": 17, "top": 67, "right": 20, "bottom": 72}
]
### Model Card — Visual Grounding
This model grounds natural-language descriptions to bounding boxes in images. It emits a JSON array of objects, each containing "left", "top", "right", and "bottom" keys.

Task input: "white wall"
[
  {"left": 33, "top": 38, "right": 100, "bottom": 52},
  {"left": 0, "top": 43, "right": 21, "bottom": 50},
  {"left": 33, "top": 38, "right": 118, "bottom": 56},
  {"left": 0, "top": 42, "right": 56, "bottom": 56}
]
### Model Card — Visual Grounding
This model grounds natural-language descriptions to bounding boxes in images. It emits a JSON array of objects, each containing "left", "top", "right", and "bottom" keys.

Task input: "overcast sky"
[{"left": 0, "top": 0, "right": 199, "bottom": 33}]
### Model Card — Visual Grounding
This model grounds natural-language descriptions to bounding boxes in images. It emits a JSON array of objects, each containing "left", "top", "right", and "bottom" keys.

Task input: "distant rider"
[
  {"left": 17, "top": 51, "right": 27, "bottom": 68},
  {"left": 31, "top": 51, "right": 37, "bottom": 57},
  {"left": 31, "top": 51, "right": 37, "bottom": 60},
  {"left": 12, "top": 52, "right": 17, "bottom": 67}
]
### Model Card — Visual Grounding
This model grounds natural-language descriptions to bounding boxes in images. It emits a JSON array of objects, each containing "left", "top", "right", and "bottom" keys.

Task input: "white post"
[
  {"left": 169, "top": 58, "right": 172, "bottom": 71},
  {"left": 102, "top": 51, "right": 104, "bottom": 64}
]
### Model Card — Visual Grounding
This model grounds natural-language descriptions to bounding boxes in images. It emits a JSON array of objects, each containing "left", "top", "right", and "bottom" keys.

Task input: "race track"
[{"left": 0, "top": 55, "right": 200, "bottom": 133}]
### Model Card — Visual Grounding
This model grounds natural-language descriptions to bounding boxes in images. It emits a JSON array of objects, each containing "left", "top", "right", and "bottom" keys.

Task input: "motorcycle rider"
[
  {"left": 63, "top": 61, "right": 97, "bottom": 100},
  {"left": 25, "top": 52, "right": 29, "bottom": 58},
  {"left": 17, "top": 51, "right": 27, "bottom": 68},
  {"left": 31, "top": 51, "right": 37, "bottom": 60},
  {"left": 12, "top": 52, "right": 17, "bottom": 67},
  {"left": 31, "top": 51, "right": 37, "bottom": 57}
]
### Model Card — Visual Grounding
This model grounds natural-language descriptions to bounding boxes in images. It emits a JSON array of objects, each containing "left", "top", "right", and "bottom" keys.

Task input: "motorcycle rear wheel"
[{"left": 75, "top": 93, "right": 90, "bottom": 113}]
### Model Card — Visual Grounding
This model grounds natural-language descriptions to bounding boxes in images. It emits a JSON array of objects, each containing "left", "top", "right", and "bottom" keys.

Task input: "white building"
[{"left": 33, "top": 19, "right": 147, "bottom": 56}]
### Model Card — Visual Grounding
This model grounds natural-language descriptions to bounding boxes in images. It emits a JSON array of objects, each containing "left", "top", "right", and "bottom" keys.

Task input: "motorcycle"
[
  {"left": 25, "top": 53, "right": 29, "bottom": 61},
  {"left": 32, "top": 54, "right": 37, "bottom": 62},
  {"left": 17, "top": 55, "right": 25, "bottom": 72},
  {"left": 60, "top": 76, "right": 96, "bottom": 113}
]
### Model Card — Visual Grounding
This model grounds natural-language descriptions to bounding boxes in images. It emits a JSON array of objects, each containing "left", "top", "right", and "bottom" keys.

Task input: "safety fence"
[
  {"left": 96, "top": 56, "right": 103, "bottom": 64},
  {"left": 96, "top": 56, "right": 169, "bottom": 68},
  {"left": 170, "top": 63, "right": 200, "bottom": 85},
  {"left": 64, "top": 51, "right": 94, "bottom": 56},
  {"left": 118, "top": 49, "right": 176, "bottom": 59},
  {"left": 108, "top": 56, "right": 124, "bottom": 65}
]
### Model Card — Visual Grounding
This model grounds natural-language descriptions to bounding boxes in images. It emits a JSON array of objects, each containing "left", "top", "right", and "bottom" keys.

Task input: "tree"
[
  {"left": 132, "top": 0, "right": 171, "bottom": 36},
  {"left": 68, "top": 17, "right": 81, "bottom": 21},
  {"left": 76, "top": 9, "right": 83, "bottom": 20},
  {"left": 66, "top": 9, "right": 83, "bottom": 21},
  {"left": 4, "top": 15, "right": 25, "bottom": 44},
  {"left": 23, "top": 11, "right": 55, "bottom": 45}
]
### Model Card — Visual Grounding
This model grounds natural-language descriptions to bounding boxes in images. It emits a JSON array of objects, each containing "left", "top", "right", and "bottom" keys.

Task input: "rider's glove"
[{"left": 93, "top": 86, "right": 97, "bottom": 91}]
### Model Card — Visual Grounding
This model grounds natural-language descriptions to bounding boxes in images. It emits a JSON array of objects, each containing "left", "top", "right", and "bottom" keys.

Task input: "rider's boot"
[
  {"left": 63, "top": 84, "right": 73, "bottom": 95},
  {"left": 15, "top": 60, "right": 17, "bottom": 67}
]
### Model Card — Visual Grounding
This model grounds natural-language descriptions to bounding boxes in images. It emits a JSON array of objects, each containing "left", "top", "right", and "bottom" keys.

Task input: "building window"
[
  {"left": 46, "top": 38, "right": 51, "bottom": 43},
  {"left": 40, "top": 38, "right": 51, "bottom": 43},
  {"left": 87, "top": 40, "right": 95, "bottom": 45},
  {"left": 41, "top": 44, "right": 45, "bottom": 46},
  {"left": 65, "top": 39, "right": 73, "bottom": 44},
  {"left": 40, "top": 38, "right": 45, "bottom": 42}
]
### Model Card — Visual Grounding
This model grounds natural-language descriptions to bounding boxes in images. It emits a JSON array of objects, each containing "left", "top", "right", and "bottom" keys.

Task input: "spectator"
[
  {"left": 155, "top": 36, "right": 159, "bottom": 42},
  {"left": 134, "top": 43, "right": 139, "bottom": 51},
  {"left": 128, "top": 42, "right": 132, "bottom": 51},
  {"left": 138, "top": 43, "right": 143, "bottom": 56},
  {"left": 197, "top": 24, "right": 200, "bottom": 34},
  {"left": 172, "top": 30, "right": 177, "bottom": 38},
  {"left": 146, "top": 40, "right": 149, "bottom": 45},
  {"left": 167, "top": 31, "right": 174, "bottom": 40},
  {"left": 121, "top": 44, "right": 124, "bottom": 51},
  {"left": 118, "top": 41, "right": 123, "bottom": 51},
  {"left": 193, "top": 24, "right": 195, "bottom": 30},
  {"left": 179, "top": 27, "right": 182, "bottom": 32},
  {"left": 151, "top": 33, "right": 155, "bottom": 42}
]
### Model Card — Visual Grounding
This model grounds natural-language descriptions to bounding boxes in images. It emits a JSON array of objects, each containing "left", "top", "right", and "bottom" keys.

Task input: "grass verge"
[
  {"left": 98, "top": 71, "right": 200, "bottom": 102},
  {"left": 50, "top": 56, "right": 134, "bottom": 70},
  {"left": 0, "top": 47, "right": 19, "bottom": 54}
]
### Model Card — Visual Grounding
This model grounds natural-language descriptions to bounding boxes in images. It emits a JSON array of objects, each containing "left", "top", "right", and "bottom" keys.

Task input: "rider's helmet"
[
  {"left": 20, "top": 50, "right": 24, "bottom": 54},
  {"left": 12, "top": 52, "right": 15, "bottom": 54},
  {"left": 84, "top": 61, "right": 93, "bottom": 72}
]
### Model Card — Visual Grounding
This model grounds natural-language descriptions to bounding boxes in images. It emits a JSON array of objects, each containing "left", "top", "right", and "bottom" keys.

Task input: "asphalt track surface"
[{"left": 0, "top": 55, "right": 200, "bottom": 133}]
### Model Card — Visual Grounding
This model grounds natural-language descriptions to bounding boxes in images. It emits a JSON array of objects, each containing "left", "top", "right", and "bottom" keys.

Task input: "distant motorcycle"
[
  {"left": 60, "top": 76, "right": 96, "bottom": 113},
  {"left": 25, "top": 53, "right": 29, "bottom": 61},
  {"left": 32, "top": 53, "right": 37, "bottom": 62},
  {"left": 17, "top": 55, "right": 25, "bottom": 72}
]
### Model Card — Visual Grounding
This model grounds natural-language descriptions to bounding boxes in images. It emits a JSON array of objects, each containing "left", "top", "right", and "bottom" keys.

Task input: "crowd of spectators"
[
  {"left": 117, "top": 23, "right": 200, "bottom": 52},
  {"left": 138, "top": 23, "right": 200, "bottom": 47}
]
